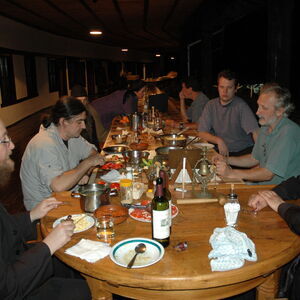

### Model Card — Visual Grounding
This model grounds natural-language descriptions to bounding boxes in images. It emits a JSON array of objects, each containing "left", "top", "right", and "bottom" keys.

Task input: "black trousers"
[{"left": 26, "top": 257, "right": 91, "bottom": 300}]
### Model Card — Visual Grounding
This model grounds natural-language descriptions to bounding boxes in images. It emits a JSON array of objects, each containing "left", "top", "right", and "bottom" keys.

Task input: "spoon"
[
  {"left": 176, "top": 127, "right": 189, "bottom": 136},
  {"left": 127, "top": 243, "right": 147, "bottom": 269}
]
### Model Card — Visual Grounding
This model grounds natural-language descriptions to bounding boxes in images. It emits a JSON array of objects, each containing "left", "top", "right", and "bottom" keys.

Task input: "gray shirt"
[
  {"left": 186, "top": 92, "right": 209, "bottom": 123},
  {"left": 20, "top": 124, "right": 95, "bottom": 210},
  {"left": 197, "top": 96, "right": 259, "bottom": 152}
]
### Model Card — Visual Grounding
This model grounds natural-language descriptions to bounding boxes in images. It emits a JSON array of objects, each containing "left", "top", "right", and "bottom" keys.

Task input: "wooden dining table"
[
  {"left": 40, "top": 183, "right": 300, "bottom": 300},
  {"left": 41, "top": 113, "right": 300, "bottom": 299}
]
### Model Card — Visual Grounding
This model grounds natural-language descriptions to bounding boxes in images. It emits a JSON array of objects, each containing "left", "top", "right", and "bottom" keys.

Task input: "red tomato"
[{"left": 110, "top": 183, "right": 120, "bottom": 190}]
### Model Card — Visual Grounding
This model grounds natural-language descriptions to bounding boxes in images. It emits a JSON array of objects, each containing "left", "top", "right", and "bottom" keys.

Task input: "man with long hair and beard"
[{"left": 0, "top": 118, "right": 91, "bottom": 299}]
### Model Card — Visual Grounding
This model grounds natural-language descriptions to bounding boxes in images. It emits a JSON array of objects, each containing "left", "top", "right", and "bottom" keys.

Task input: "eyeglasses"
[{"left": 0, "top": 136, "right": 12, "bottom": 145}]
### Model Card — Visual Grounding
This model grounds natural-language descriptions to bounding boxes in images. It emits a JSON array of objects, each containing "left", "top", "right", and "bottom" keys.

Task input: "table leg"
[
  {"left": 256, "top": 269, "right": 280, "bottom": 300},
  {"left": 82, "top": 274, "right": 113, "bottom": 300}
]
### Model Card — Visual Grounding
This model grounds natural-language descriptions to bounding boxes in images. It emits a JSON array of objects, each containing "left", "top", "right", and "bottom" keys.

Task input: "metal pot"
[
  {"left": 161, "top": 134, "right": 187, "bottom": 147},
  {"left": 72, "top": 183, "right": 111, "bottom": 213},
  {"left": 155, "top": 146, "right": 183, "bottom": 155},
  {"left": 123, "top": 150, "right": 149, "bottom": 165}
]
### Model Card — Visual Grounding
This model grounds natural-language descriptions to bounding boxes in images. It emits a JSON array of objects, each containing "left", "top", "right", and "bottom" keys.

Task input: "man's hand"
[
  {"left": 43, "top": 221, "right": 75, "bottom": 255},
  {"left": 215, "top": 160, "right": 232, "bottom": 177},
  {"left": 212, "top": 153, "right": 226, "bottom": 164},
  {"left": 216, "top": 138, "right": 229, "bottom": 157},
  {"left": 78, "top": 175, "right": 89, "bottom": 185},
  {"left": 257, "top": 191, "right": 285, "bottom": 212},
  {"left": 85, "top": 154, "right": 105, "bottom": 167},
  {"left": 30, "top": 197, "right": 62, "bottom": 222},
  {"left": 248, "top": 192, "right": 268, "bottom": 212}
]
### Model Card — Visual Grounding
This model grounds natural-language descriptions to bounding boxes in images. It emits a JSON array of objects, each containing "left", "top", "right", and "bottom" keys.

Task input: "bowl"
[
  {"left": 192, "top": 142, "right": 214, "bottom": 150},
  {"left": 130, "top": 142, "right": 149, "bottom": 151},
  {"left": 155, "top": 146, "right": 183, "bottom": 155},
  {"left": 123, "top": 150, "right": 150, "bottom": 164},
  {"left": 111, "top": 134, "right": 127, "bottom": 144},
  {"left": 103, "top": 146, "right": 129, "bottom": 154},
  {"left": 161, "top": 134, "right": 187, "bottom": 147},
  {"left": 94, "top": 204, "right": 128, "bottom": 225}
]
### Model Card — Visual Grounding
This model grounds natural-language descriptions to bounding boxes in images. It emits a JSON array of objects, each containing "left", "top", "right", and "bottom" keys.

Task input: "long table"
[
  {"left": 41, "top": 183, "right": 300, "bottom": 300},
  {"left": 41, "top": 119, "right": 300, "bottom": 299}
]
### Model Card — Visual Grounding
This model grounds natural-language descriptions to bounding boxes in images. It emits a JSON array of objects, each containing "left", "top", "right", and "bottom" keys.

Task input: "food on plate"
[
  {"left": 164, "top": 136, "right": 186, "bottom": 141},
  {"left": 119, "top": 116, "right": 130, "bottom": 124},
  {"left": 110, "top": 182, "right": 120, "bottom": 190},
  {"left": 101, "top": 162, "right": 123, "bottom": 170},
  {"left": 130, "top": 143, "right": 149, "bottom": 151},
  {"left": 129, "top": 200, "right": 178, "bottom": 222}
]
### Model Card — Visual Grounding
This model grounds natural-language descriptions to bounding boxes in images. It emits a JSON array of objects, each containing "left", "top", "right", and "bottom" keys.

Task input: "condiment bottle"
[
  {"left": 151, "top": 177, "right": 170, "bottom": 247},
  {"left": 224, "top": 184, "right": 240, "bottom": 227},
  {"left": 119, "top": 178, "right": 133, "bottom": 205}
]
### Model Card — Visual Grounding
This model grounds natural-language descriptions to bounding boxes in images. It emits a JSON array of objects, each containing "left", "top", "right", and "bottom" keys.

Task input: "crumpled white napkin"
[
  {"left": 100, "top": 169, "right": 121, "bottom": 182},
  {"left": 208, "top": 226, "right": 257, "bottom": 271},
  {"left": 65, "top": 239, "right": 111, "bottom": 263}
]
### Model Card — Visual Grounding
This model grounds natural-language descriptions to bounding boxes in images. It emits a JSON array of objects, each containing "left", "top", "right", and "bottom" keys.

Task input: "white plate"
[
  {"left": 53, "top": 214, "right": 95, "bottom": 233},
  {"left": 192, "top": 142, "right": 214, "bottom": 149},
  {"left": 128, "top": 204, "right": 179, "bottom": 223},
  {"left": 110, "top": 237, "right": 164, "bottom": 268}
]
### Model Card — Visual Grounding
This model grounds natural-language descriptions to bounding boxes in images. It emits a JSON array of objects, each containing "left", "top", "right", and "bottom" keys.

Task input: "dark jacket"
[
  {"left": 0, "top": 204, "right": 52, "bottom": 299},
  {"left": 273, "top": 175, "right": 300, "bottom": 235}
]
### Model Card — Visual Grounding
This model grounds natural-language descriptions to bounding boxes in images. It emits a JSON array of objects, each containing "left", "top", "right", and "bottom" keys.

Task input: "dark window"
[
  {"left": 24, "top": 55, "right": 38, "bottom": 98},
  {"left": 0, "top": 54, "right": 16, "bottom": 107},
  {"left": 67, "top": 58, "right": 86, "bottom": 90},
  {"left": 48, "top": 58, "right": 58, "bottom": 92}
]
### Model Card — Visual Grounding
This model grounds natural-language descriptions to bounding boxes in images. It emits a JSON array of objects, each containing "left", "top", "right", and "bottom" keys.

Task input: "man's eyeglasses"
[{"left": 0, "top": 136, "right": 12, "bottom": 145}]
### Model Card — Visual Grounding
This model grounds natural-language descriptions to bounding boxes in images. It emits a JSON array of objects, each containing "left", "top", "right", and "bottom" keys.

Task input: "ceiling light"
[
  {"left": 121, "top": 48, "right": 128, "bottom": 52},
  {"left": 170, "top": 56, "right": 175, "bottom": 60},
  {"left": 155, "top": 54, "right": 161, "bottom": 57},
  {"left": 89, "top": 30, "right": 102, "bottom": 35}
]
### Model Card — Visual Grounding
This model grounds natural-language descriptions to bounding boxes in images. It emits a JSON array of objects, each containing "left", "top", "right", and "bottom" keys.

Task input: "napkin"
[
  {"left": 65, "top": 239, "right": 111, "bottom": 263},
  {"left": 208, "top": 226, "right": 257, "bottom": 271},
  {"left": 100, "top": 169, "right": 121, "bottom": 182}
]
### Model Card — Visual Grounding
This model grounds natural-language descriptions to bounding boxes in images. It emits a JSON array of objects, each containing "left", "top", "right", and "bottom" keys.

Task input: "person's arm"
[
  {"left": 217, "top": 162, "right": 274, "bottom": 182},
  {"left": 272, "top": 175, "right": 300, "bottom": 200},
  {"left": 50, "top": 149, "right": 104, "bottom": 192},
  {"left": 227, "top": 154, "right": 259, "bottom": 168},
  {"left": 197, "top": 131, "right": 229, "bottom": 156},
  {"left": 251, "top": 129, "right": 258, "bottom": 142},
  {"left": 179, "top": 91, "right": 189, "bottom": 123}
]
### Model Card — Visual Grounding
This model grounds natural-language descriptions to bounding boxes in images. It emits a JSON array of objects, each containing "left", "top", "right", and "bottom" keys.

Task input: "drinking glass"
[{"left": 96, "top": 215, "right": 115, "bottom": 242}]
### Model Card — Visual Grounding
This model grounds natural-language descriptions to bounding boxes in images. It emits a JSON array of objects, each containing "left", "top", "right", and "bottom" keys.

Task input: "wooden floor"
[{"left": 0, "top": 108, "right": 51, "bottom": 214}]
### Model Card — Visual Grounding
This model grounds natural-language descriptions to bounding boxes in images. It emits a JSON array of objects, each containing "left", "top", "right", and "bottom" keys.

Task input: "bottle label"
[{"left": 152, "top": 210, "right": 170, "bottom": 239}]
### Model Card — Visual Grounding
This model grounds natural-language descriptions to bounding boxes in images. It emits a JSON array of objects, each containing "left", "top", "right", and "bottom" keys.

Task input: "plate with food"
[
  {"left": 192, "top": 142, "right": 214, "bottom": 150},
  {"left": 110, "top": 237, "right": 164, "bottom": 268},
  {"left": 53, "top": 214, "right": 95, "bottom": 233},
  {"left": 100, "top": 162, "right": 124, "bottom": 170},
  {"left": 105, "top": 154, "right": 124, "bottom": 162},
  {"left": 128, "top": 200, "right": 179, "bottom": 223}
]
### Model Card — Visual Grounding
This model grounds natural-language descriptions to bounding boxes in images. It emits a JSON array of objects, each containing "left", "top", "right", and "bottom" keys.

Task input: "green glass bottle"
[
  {"left": 159, "top": 170, "right": 172, "bottom": 229},
  {"left": 151, "top": 177, "right": 170, "bottom": 247}
]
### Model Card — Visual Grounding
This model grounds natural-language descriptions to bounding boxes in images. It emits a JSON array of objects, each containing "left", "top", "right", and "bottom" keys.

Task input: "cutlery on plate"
[{"left": 127, "top": 243, "right": 147, "bottom": 269}]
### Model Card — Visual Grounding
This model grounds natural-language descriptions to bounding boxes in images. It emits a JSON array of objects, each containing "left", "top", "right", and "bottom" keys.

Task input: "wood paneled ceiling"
[{"left": 0, "top": 0, "right": 205, "bottom": 53}]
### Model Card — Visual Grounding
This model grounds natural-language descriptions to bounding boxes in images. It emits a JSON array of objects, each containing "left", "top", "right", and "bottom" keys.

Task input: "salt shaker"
[{"left": 224, "top": 185, "right": 240, "bottom": 227}]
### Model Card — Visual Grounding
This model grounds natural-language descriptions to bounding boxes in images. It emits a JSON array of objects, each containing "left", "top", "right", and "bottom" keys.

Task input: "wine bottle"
[
  {"left": 159, "top": 170, "right": 172, "bottom": 229},
  {"left": 151, "top": 177, "right": 170, "bottom": 247}
]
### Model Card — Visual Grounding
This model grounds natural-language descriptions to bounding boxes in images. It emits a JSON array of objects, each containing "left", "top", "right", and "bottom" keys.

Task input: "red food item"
[
  {"left": 97, "top": 180, "right": 106, "bottom": 185},
  {"left": 110, "top": 182, "right": 120, "bottom": 190},
  {"left": 140, "top": 199, "right": 151, "bottom": 206},
  {"left": 101, "top": 162, "right": 123, "bottom": 170}
]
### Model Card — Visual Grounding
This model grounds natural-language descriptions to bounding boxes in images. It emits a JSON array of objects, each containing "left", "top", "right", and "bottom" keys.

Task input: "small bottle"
[
  {"left": 151, "top": 177, "right": 170, "bottom": 247},
  {"left": 224, "top": 184, "right": 240, "bottom": 227},
  {"left": 119, "top": 178, "right": 133, "bottom": 205}
]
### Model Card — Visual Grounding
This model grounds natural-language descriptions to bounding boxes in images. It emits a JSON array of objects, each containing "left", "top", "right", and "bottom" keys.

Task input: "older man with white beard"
[
  {"left": 0, "top": 119, "right": 91, "bottom": 299},
  {"left": 215, "top": 85, "right": 300, "bottom": 185}
]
